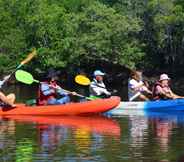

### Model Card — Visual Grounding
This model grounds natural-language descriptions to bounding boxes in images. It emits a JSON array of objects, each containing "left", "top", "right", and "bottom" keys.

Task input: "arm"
[
  {"left": 156, "top": 86, "right": 174, "bottom": 99},
  {"left": 170, "top": 91, "right": 184, "bottom": 99},
  {"left": 133, "top": 83, "right": 144, "bottom": 91},
  {"left": 55, "top": 84, "right": 77, "bottom": 96},
  {"left": 90, "top": 86, "right": 111, "bottom": 96},
  {"left": 98, "top": 88, "right": 111, "bottom": 96},
  {"left": 41, "top": 83, "right": 55, "bottom": 96},
  {"left": 141, "top": 86, "right": 152, "bottom": 94},
  {"left": 57, "top": 88, "right": 69, "bottom": 96},
  {"left": 129, "top": 79, "right": 144, "bottom": 91},
  {"left": 129, "top": 79, "right": 152, "bottom": 94},
  {"left": 90, "top": 82, "right": 111, "bottom": 96}
]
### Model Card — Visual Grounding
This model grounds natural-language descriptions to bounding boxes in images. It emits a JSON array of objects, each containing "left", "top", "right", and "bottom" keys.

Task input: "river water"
[{"left": 1, "top": 85, "right": 184, "bottom": 162}]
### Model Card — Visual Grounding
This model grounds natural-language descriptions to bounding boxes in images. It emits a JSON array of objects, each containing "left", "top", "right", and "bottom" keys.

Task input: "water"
[
  {"left": 2, "top": 113, "right": 184, "bottom": 162},
  {"left": 1, "top": 85, "right": 184, "bottom": 161},
  {"left": 2, "top": 112, "right": 184, "bottom": 161},
  {"left": 0, "top": 116, "right": 120, "bottom": 162}
]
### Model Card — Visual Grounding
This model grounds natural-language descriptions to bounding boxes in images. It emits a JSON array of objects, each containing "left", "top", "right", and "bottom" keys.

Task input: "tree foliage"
[{"left": 0, "top": 0, "right": 184, "bottom": 73}]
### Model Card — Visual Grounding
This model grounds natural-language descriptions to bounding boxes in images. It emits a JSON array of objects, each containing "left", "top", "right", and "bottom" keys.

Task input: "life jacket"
[
  {"left": 37, "top": 81, "right": 57, "bottom": 105},
  {"left": 89, "top": 79, "right": 110, "bottom": 97},
  {"left": 152, "top": 81, "right": 170, "bottom": 100}
]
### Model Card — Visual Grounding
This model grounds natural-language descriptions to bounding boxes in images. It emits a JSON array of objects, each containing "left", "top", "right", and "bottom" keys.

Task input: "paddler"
[
  {"left": 128, "top": 70, "right": 152, "bottom": 101},
  {"left": 89, "top": 70, "right": 111, "bottom": 98},
  {"left": 152, "top": 74, "right": 184, "bottom": 100},
  {"left": 37, "top": 69, "right": 76, "bottom": 105},
  {"left": 0, "top": 76, "right": 16, "bottom": 107}
]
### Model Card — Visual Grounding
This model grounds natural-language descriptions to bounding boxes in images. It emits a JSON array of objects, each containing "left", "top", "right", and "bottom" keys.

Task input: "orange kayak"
[
  {"left": 0, "top": 96, "right": 120, "bottom": 116},
  {"left": 2, "top": 115, "right": 120, "bottom": 137}
]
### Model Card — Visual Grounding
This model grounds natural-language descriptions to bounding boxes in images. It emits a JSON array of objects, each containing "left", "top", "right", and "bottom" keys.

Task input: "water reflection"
[
  {"left": 150, "top": 114, "right": 174, "bottom": 153},
  {"left": 129, "top": 115, "right": 149, "bottom": 159},
  {"left": 125, "top": 111, "right": 184, "bottom": 162},
  {"left": 147, "top": 112, "right": 180, "bottom": 162},
  {"left": 16, "top": 138, "right": 33, "bottom": 162},
  {"left": 0, "top": 119, "right": 16, "bottom": 161},
  {"left": 74, "top": 127, "right": 92, "bottom": 155},
  {"left": 5, "top": 115, "right": 121, "bottom": 137},
  {"left": 0, "top": 115, "right": 120, "bottom": 161}
]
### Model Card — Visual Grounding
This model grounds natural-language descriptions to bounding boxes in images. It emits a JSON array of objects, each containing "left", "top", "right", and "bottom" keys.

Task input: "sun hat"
[
  {"left": 159, "top": 74, "right": 170, "bottom": 81},
  {"left": 93, "top": 70, "right": 105, "bottom": 76}
]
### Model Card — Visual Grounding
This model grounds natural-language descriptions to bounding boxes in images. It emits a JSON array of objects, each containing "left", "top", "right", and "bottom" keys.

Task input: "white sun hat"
[{"left": 159, "top": 74, "right": 170, "bottom": 81}]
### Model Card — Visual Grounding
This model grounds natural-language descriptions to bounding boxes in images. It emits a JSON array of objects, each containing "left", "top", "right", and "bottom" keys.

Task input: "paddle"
[
  {"left": 0, "top": 49, "right": 37, "bottom": 88},
  {"left": 75, "top": 75, "right": 91, "bottom": 86},
  {"left": 15, "top": 70, "right": 93, "bottom": 100}
]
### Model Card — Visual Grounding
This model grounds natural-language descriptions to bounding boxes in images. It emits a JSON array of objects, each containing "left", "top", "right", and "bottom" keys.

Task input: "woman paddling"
[
  {"left": 152, "top": 74, "right": 184, "bottom": 100},
  {"left": 128, "top": 70, "right": 152, "bottom": 101}
]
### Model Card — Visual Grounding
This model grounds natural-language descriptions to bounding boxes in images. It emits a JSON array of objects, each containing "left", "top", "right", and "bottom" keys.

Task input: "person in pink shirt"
[{"left": 153, "top": 74, "right": 184, "bottom": 100}]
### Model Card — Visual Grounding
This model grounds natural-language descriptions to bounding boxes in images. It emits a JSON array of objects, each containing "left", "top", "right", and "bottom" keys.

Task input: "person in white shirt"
[
  {"left": 128, "top": 70, "right": 152, "bottom": 101},
  {"left": 89, "top": 70, "right": 111, "bottom": 98}
]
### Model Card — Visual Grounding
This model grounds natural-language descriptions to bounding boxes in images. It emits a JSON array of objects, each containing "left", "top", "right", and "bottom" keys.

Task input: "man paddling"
[
  {"left": 37, "top": 69, "right": 76, "bottom": 105},
  {"left": 89, "top": 70, "right": 111, "bottom": 98}
]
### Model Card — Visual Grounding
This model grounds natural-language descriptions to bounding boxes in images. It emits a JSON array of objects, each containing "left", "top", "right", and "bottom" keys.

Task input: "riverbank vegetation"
[{"left": 0, "top": 0, "right": 184, "bottom": 75}]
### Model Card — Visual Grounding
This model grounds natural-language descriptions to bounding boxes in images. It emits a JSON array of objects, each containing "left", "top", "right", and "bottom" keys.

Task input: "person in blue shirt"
[{"left": 37, "top": 69, "right": 76, "bottom": 105}]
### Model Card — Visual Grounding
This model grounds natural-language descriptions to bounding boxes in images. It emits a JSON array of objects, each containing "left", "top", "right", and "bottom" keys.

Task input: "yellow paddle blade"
[
  {"left": 20, "top": 49, "right": 37, "bottom": 65},
  {"left": 75, "top": 75, "right": 91, "bottom": 86}
]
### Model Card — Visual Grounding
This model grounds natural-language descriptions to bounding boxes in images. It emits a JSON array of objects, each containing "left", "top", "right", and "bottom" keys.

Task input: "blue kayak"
[{"left": 105, "top": 99, "right": 184, "bottom": 116}]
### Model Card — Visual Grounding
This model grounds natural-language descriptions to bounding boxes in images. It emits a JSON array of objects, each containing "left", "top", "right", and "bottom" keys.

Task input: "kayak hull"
[
  {"left": 106, "top": 99, "right": 184, "bottom": 116},
  {"left": 0, "top": 96, "right": 120, "bottom": 116}
]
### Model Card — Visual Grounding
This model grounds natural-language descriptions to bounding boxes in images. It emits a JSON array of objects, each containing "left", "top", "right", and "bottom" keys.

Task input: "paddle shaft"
[
  {"left": 0, "top": 65, "right": 23, "bottom": 87},
  {"left": 0, "top": 66, "right": 24, "bottom": 88},
  {"left": 1, "top": 50, "right": 36, "bottom": 87},
  {"left": 90, "top": 81, "right": 117, "bottom": 95},
  {"left": 37, "top": 81, "right": 92, "bottom": 100},
  {"left": 62, "top": 89, "right": 91, "bottom": 99}
]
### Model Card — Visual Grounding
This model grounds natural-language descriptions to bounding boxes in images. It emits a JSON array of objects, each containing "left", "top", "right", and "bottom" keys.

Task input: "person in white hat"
[
  {"left": 89, "top": 70, "right": 111, "bottom": 98},
  {"left": 152, "top": 74, "right": 184, "bottom": 100}
]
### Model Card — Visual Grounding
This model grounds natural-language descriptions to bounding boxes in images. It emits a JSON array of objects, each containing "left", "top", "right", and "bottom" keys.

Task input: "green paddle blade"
[{"left": 15, "top": 70, "right": 39, "bottom": 84}]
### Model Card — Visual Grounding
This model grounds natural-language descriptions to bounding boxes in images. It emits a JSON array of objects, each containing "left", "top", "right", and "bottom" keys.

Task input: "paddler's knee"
[{"left": 7, "top": 93, "right": 16, "bottom": 100}]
